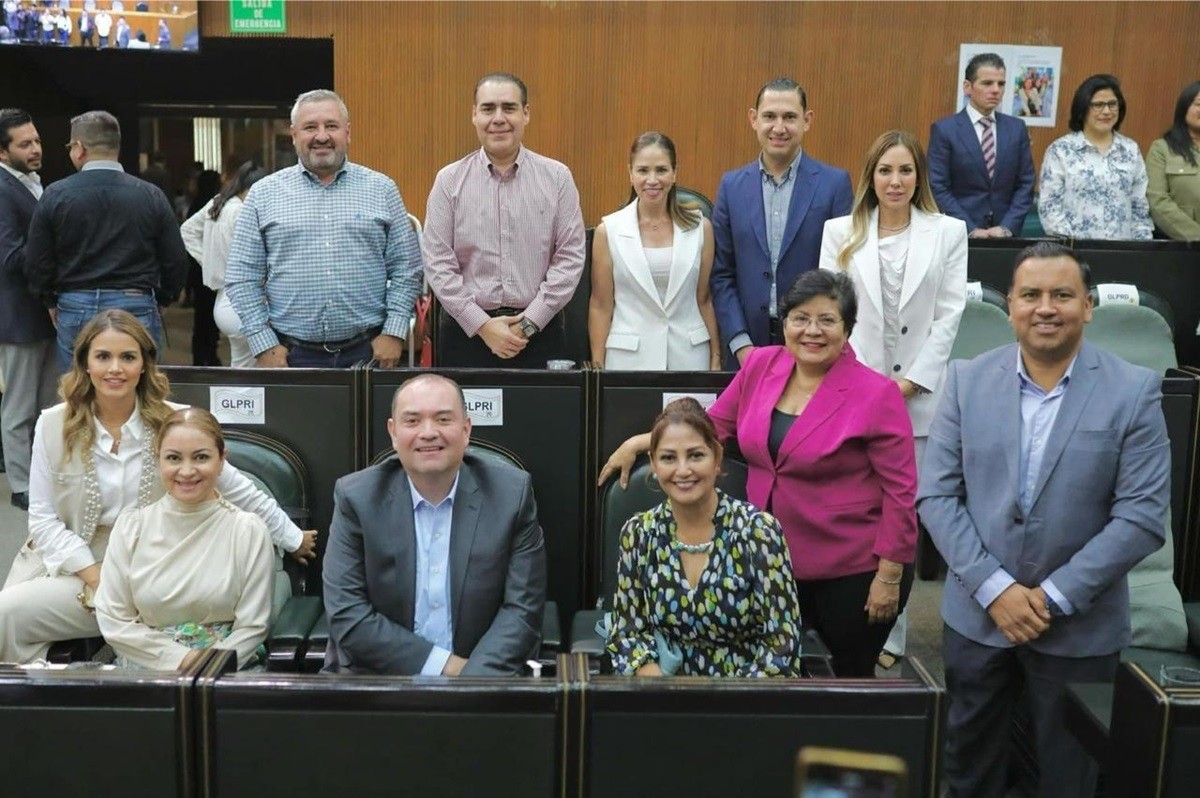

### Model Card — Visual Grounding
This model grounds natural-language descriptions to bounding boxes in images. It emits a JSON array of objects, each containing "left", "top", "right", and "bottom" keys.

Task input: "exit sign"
[{"left": 230, "top": 0, "right": 286, "bottom": 34}]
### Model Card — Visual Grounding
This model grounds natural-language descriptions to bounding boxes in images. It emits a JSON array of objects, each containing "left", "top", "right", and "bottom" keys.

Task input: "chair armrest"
[
  {"left": 266, "top": 595, "right": 323, "bottom": 672},
  {"left": 569, "top": 609, "right": 606, "bottom": 655},
  {"left": 301, "top": 612, "right": 330, "bottom": 674},
  {"left": 1185, "top": 602, "right": 1200, "bottom": 652},
  {"left": 800, "top": 626, "right": 834, "bottom": 678},
  {"left": 541, "top": 601, "right": 561, "bottom": 655}
]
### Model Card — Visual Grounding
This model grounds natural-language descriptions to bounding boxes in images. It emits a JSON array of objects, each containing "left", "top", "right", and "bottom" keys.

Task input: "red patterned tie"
[{"left": 980, "top": 116, "right": 996, "bottom": 180}]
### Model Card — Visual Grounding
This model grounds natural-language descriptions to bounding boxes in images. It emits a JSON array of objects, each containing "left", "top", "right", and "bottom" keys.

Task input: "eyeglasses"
[
  {"left": 64, "top": 140, "right": 79, "bottom": 153},
  {"left": 1088, "top": 100, "right": 1120, "bottom": 112},
  {"left": 785, "top": 313, "right": 843, "bottom": 331}
]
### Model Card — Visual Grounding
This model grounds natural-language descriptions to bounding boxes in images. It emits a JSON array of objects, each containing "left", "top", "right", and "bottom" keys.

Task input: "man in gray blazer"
[
  {"left": 323, "top": 373, "right": 546, "bottom": 676},
  {"left": 919, "top": 241, "right": 1170, "bottom": 798}
]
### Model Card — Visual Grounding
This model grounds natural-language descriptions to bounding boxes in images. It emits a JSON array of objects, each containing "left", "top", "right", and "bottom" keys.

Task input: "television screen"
[{"left": 1, "top": 1, "right": 199, "bottom": 52}]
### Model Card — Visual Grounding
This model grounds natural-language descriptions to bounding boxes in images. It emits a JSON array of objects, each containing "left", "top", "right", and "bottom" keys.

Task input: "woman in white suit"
[
  {"left": 589, "top": 132, "right": 721, "bottom": 370},
  {"left": 819, "top": 129, "right": 968, "bottom": 665}
]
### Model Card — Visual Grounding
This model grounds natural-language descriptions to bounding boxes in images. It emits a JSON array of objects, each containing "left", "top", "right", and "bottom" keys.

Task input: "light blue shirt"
[
  {"left": 80, "top": 159, "right": 124, "bottom": 173},
  {"left": 728, "top": 149, "right": 804, "bottom": 356},
  {"left": 224, "top": 160, "right": 423, "bottom": 356},
  {"left": 410, "top": 474, "right": 459, "bottom": 676},
  {"left": 974, "top": 350, "right": 1076, "bottom": 615}
]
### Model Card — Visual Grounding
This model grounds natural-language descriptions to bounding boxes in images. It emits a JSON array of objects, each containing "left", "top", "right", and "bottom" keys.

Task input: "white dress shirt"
[{"left": 0, "top": 161, "right": 43, "bottom": 200}]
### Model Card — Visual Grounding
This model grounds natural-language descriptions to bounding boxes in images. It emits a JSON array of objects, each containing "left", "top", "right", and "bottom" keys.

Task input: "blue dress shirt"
[
  {"left": 224, "top": 161, "right": 424, "bottom": 356},
  {"left": 409, "top": 474, "right": 459, "bottom": 675},
  {"left": 974, "top": 350, "right": 1076, "bottom": 615}
]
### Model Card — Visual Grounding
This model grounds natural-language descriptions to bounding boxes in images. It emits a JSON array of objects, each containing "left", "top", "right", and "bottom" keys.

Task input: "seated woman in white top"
[
  {"left": 0, "top": 309, "right": 317, "bottom": 664},
  {"left": 180, "top": 161, "right": 269, "bottom": 369},
  {"left": 96, "top": 407, "right": 274, "bottom": 670},
  {"left": 588, "top": 131, "right": 721, "bottom": 371}
]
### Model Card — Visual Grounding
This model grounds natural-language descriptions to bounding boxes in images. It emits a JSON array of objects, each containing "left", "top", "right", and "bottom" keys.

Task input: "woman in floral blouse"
[
  {"left": 1039, "top": 73, "right": 1153, "bottom": 240},
  {"left": 606, "top": 397, "right": 802, "bottom": 677}
]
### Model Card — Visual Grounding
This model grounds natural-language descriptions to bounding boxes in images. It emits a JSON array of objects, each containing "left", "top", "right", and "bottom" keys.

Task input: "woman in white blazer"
[
  {"left": 589, "top": 132, "right": 721, "bottom": 370},
  {"left": 819, "top": 129, "right": 968, "bottom": 664}
]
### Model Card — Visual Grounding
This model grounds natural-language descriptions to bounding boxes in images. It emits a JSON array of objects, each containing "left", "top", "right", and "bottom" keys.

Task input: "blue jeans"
[
  {"left": 56, "top": 290, "right": 163, "bottom": 373},
  {"left": 283, "top": 338, "right": 373, "bottom": 368}
]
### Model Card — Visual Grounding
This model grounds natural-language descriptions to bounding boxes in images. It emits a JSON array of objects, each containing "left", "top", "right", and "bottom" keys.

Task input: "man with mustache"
[{"left": 226, "top": 89, "right": 423, "bottom": 369}]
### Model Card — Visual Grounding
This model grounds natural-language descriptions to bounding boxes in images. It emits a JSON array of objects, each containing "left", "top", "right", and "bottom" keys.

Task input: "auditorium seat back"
[
  {"left": 1086, "top": 285, "right": 1177, "bottom": 374},
  {"left": 950, "top": 282, "right": 1013, "bottom": 361}
]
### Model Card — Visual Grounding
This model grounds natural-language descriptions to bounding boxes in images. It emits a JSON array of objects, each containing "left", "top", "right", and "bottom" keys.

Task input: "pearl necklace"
[{"left": 672, "top": 538, "right": 714, "bottom": 554}]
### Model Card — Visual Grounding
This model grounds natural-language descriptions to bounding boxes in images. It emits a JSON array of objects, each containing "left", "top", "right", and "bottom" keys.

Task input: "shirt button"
[
  {"left": 893, "top": 364, "right": 902, "bottom": 372},
  {"left": 901, "top": 326, "right": 908, "bottom": 334}
]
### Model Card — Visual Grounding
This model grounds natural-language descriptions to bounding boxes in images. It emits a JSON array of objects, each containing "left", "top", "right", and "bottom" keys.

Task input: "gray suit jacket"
[
  {"left": 918, "top": 342, "right": 1170, "bottom": 656},
  {"left": 322, "top": 452, "right": 546, "bottom": 675}
]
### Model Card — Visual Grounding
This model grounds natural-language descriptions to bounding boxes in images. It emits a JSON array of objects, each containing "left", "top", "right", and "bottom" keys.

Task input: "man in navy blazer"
[
  {"left": 928, "top": 53, "right": 1035, "bottom": 239},
  {"left": 0, "top": 109, "right": 56, "bottom": 512},
  {"left": 711, "top": 77, "right": 852, "bottom": 369},
  {"left": 919, "top": 242, "right": 1170, "bottom": 798}
]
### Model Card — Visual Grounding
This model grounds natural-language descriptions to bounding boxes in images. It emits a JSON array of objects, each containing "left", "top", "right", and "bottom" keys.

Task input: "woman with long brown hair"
[{"left": 0, "top": 309, "right": 315, "bottom": 663}]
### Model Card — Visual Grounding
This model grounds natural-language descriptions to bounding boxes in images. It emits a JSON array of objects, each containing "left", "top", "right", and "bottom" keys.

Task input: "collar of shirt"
[
  {"left": 1015, "top": 347, "right": 1078, "bottom": 396},
  {"left": 91, "top": 399, "right": 147, "bottom": 452},
  {"left": 81, "top": 159, "right": 124, "bottom": 173},
  {"left": 477, "top": 145, "right": 527, "bottom": 179},
  {"left": 1066, "top": 130, "right": 1124, "bottom": 156},
  {"left": 965, "top": 103, "right": 994, "bottom": 128},
  {"left": 0, "top": 161, "right": 41, "bottom": 195},
  {"left": 298, "top": 158, "right": 350, "bottom": 185},
  {"left": 408, "top": 471, "right": 461, "bottom": 511},
  {"left": 759, "top": 148, "right": 804, "bottom": 187}
]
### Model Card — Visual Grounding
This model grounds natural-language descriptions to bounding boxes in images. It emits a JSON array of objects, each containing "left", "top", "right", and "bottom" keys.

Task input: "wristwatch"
[{"left": 518, "top": 318, "right": 540, "bottom": 339}]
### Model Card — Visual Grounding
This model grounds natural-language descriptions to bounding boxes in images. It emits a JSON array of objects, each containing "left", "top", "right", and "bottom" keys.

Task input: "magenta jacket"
[{"left": 708, "top": 344, "right": 918, "bottom": 581}]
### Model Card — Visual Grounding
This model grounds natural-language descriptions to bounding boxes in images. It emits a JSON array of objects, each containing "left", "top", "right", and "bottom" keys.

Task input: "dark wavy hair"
[
  {"left": 779, "top": 269, "right": 859, "bottom": 337},
  {"left": 210, "top": 160, "right": 268, "bottom": 221},
  {"left": 1162, "top": 81, "right": 1200, "bottom": 167}
]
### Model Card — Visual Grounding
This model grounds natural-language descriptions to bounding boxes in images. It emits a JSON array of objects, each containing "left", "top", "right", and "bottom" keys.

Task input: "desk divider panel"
[
  {"left": 199, "top": 670, "right": 564, "bottom": 798},
  {"left": 967, "top": 239, "right": 1200, "bottom": 366},
  {"left": 1168, "top": 370, "right": 1200, "bottom": 600},
  {"left": 1105, "top": 662, "right": 1200, "bottom": 798},
  {"left": 0, "top": 665, "right": 198, "bottom": 797},
  {"left": 580, "top": 657, "right": 943, "bottom": 798},
  {"left": 162, "top": 365, "right": 365, "bottom": 593},
  {"left": 366, "top": 368, "right": 590, "bottom": 623}
]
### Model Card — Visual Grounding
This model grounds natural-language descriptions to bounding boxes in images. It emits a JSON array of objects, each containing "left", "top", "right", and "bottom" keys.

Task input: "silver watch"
[{"left": 518, "top": 318, "right": 539, "bottom": 338}]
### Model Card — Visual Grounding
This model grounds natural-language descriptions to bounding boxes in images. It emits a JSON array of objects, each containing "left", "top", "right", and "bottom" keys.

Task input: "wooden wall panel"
[{"left": 201, "top": 1, "right": 1200, "bottom": 225}]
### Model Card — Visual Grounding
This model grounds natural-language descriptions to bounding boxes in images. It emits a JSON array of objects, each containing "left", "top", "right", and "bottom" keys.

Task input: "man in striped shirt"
[
  {"left": 423, "top": 72, "right": 586, "bottom": 368},
  {"left": 225, "top": 89, "right": 423, "bottom": 369}
]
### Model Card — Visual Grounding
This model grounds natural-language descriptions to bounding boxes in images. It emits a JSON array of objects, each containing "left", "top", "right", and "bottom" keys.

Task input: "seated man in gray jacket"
[{"left": 323, "top": 373, "right": 546, "bottom": 675}]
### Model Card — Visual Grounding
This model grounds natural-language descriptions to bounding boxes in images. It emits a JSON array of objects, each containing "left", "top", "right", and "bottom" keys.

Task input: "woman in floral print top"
[
  {"left": 607, "top": 398, "right": 802, "bottom": 677},
  {"left": 1039, "top": 73, "right": 1153, "bottom": 240}
]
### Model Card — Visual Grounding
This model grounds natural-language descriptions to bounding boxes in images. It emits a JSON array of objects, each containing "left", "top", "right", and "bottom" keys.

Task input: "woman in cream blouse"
[
  {"left": 0, "top": 310, "right": 316, "bottom": 664},
  {"left": 588, "top": 131, "right": 721, "bottom": 370},
  {"left": 819, "top": 129, "right": 968, "bottom": 665},
  {"left": 96, "top": 407, "right": 274, "bottom": 670}
]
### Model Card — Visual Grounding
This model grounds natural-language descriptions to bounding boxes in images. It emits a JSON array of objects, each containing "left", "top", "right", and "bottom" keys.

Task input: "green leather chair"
[
  {"left": 949, "top": 281, "right": 1013, "bottom": 362},
  {"left": 223, "top": 429, "right": 323, "bottom": 671},
  {"left": 1085, "top": 286, "right": 1177, "bottom": 375},
  {"left": 676, "top": 186, "right": 713, "bottom": 219}
]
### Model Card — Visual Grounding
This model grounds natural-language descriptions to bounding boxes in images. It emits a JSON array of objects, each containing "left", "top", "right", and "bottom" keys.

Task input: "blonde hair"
[
  {"left": 59, "top": 309, "right": 172, "bottom": 460},
  {"left": 836, "top": 130, "right": 940, "bottom": 269}
]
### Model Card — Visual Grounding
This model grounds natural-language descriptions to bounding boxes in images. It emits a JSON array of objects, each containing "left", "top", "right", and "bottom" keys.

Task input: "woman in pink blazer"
[{"left": 601, "top": 270, "right": 918, "bottom": 677}]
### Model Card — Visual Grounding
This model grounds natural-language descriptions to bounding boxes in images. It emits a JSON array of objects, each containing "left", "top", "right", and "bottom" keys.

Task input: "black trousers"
[
  {"left": 942, "top": 625, "right": 1118, "bottom": 798},
  {"left": 437, "top": 309, "right": 567, "bottom": 368},
  {"left": 794, "top": 567, "right": 913, "bottom": 678},
  {"left": 188, "top": 259, "right": 220, "bottom": 366}
]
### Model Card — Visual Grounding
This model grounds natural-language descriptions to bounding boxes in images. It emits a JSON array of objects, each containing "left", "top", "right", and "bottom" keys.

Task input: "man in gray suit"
[
  {"left": 919, "top": 241, "right": 1170, "bottom": 798},
  {"left": 323, "top": 373, "right": 546, "bottom": 676}
]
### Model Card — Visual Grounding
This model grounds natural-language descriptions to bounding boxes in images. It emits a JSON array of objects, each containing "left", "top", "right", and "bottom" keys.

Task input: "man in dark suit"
[
  {"left": 710, "top": 77, "right": 853, "bottom": 370},
  {"left": 0, "top": 109, "right": 57, "bottom": 512},
  {"left": 928, "top": 53, "right": 1036, "bottom": 239},
  {"left": 24, "top": 110, "right": 187, "bottom": 371},
  {"left": 323, "top": 373, "right": 546, "bottom": 676},
  {"left": 919, "top": 242, "right": 1170, "bottom": 798}
]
